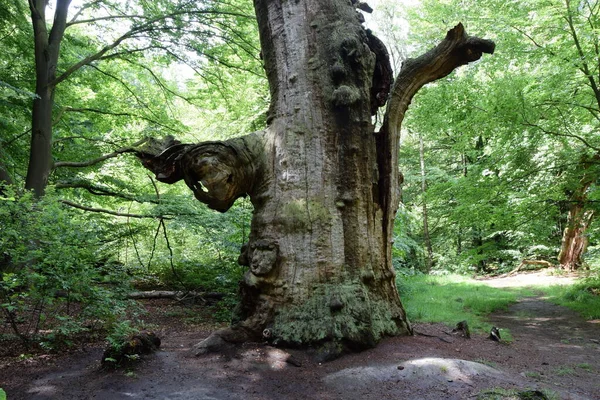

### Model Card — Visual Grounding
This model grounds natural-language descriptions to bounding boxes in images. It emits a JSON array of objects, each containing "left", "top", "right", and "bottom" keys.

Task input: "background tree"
[{"left": 389, "top": 0, "right": 600, "bottom": 272}]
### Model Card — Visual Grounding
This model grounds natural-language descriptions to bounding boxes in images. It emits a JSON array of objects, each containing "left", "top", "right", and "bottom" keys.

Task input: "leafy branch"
[
  {"left": 55, "top": 181, "right": 160, "bottom": 204},
  {"left": 60, "top": 200, "right": 170, "bottom": 219},
  {"left": 53, "top": 138, "right": 149, "bottom": 169}
]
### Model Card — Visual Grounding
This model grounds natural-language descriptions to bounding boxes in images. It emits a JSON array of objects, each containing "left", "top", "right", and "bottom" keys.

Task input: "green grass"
[
  {"left": 475, "top": 358, "right": 498, "bottom": 368},
  {"left": 536, "top": 278, "right": 600, "bottom": 320},
  {"left": 577, "top": 363, "right": 593, "bottom": 371},
  {"left": 554, "top": 366, "right": 575, "bottom": 376},
  {"left": 398, "top": 274, "right": 534, "bottom": 333},
  {"left": 397, "top": 272, "right": 600, "bottom": 339}
]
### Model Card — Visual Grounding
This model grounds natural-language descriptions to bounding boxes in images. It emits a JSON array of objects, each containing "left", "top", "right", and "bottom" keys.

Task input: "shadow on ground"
[{"left": 2, "top": 272, "right": 599, "bottom": 400}]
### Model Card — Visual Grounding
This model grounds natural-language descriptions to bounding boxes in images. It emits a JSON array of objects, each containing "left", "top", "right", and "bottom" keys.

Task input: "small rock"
[
  {"left": 397, "top": 365, "right": 405, "bottom": 370},
  {"left": 193, "top": 334, "right": 227, "bottom": 356}
]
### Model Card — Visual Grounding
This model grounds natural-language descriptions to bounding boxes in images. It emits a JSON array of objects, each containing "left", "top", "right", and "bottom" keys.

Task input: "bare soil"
[{"left": 1, "top": 271, "right": 599, "bottom": 399}]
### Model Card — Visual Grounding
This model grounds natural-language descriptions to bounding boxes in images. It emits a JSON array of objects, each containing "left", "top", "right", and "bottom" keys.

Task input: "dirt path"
[{"left": 2, "top": 271, "right": 599, "bottom": 399}]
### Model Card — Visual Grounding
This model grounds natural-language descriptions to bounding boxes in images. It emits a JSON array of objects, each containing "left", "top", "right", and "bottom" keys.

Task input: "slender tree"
[
  {"left": 419, "top": 133, "right": 433, "bottom": 271},
  {"left": 25, "top": 0, "right": 71, "bottom": 196},
  {"left": 137, "top": 0, "right": 494, "bottom": 353}
]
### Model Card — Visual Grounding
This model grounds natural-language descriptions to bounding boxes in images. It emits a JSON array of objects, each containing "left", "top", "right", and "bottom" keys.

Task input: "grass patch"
[
  {"left": 554, "top": 366, "right": 575, "bottom": 376},
  {"left": 398, "top": 274, "right": 533, "bottom": 332},
  {"left": 537, "top": 277, "right": 600, "bottom": 320},
  {"left": 577, "top": 363, "right": 593, "bottom": 371}
]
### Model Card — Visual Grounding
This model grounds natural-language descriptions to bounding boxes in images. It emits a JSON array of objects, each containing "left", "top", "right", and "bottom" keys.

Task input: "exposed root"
[
  {"left": 193, "top": 327, "right": 256, "bottom": 356},
  {"left": 507, "top": 260, "right": 554, "bottom": 276}
]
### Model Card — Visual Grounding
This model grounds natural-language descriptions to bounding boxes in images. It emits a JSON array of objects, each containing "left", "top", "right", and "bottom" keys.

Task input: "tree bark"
[
  {"left": 224, "top": 0, "right": 410, "bottom": 348},
  {"left": 558, "top": 205, "right": 594, "bottom": 270},
  {"left": 25, "top": 0, "right": 71, "bottom": 197},
  {"left": 557, "top": 153, "right": 598, "bottom": 270},
  {"left": 136, "top": 1, "right": 494, "bottom": 352}
]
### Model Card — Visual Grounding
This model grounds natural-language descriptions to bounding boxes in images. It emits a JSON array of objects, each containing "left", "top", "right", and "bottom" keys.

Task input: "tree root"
[
  {"left": 507, "top": 260, "right": 554, "bottom": 276},
  {"left": 193, "top": 327, "right": 256, "bottom": 356}
]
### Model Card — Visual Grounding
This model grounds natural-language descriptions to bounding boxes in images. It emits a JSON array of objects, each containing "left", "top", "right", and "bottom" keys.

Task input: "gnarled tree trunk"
[
  {"left": 557, "top": 153, "right": 598, "bottom": 270},
  {"left": 136, "top": 0, "right": 494, "bottom": 353},
  {"left": 558, "top": 204, "right": 594, "bottom": 270}
]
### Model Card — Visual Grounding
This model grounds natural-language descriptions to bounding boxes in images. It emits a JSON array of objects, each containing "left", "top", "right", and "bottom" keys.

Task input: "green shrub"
[{"left": 0, "top": 189, "right": 135, "bottom": 349}]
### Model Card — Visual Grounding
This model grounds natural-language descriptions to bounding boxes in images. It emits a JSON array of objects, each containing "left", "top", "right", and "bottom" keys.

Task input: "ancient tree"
[
  {"left": 558, "top": 153, "right": 599, "bottom": 270},
  {"left": 137, "top": 0, "right": 494, "bottom": 352}
]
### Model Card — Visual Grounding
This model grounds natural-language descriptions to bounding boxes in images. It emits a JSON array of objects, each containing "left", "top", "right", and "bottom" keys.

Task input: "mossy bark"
[{"left": 231, "top": 0, "right": 410, "bottom": 348}]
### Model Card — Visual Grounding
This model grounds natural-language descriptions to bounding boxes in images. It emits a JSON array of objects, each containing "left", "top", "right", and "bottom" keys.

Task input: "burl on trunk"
[{"left": 135, "top": 0, "right": 494, "bottom": 354}]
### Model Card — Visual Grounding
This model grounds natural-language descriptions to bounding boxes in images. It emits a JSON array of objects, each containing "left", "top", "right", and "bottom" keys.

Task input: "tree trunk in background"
[
  {"left": 558, "top": 206, "right": 593, "bottom": 270},
  {"left": 557, "top": 154, "right": 598, "bottom": 270},
  {"left": 25, "top": 0, "right": 70, "bottom": 196},
  {"left": 136, "top": 0, "right": 494, "bottom": 353},
  {"left": 419, "top": 134, "right": 433, "bottom": 272}
]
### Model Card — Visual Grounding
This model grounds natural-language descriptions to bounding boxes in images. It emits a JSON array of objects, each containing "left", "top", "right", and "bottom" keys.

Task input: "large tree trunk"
[
  {"left": 136, "top": 0, "right": 493, "bottom": 353},
  {"left": 25, "top": 0, "right": 71, "bottom": 196},
  {"left": 228, "top": 0, "right": 410, "bottom": 349}
]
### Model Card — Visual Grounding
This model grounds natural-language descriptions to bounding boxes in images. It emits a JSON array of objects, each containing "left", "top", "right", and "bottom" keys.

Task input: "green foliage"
[
  {"left": 393, "top": 205, "right": 424, "bottom": 271},
  {"left": 212, "top": 294, "right": 241, "bottom": 323},
  {"left": 0, "top": 188, "right": 135, "bottom": 348},
  {"left": 371, "top": 0, "right": 600, "bottom": 273},
  {"left": 0, "top": 0, "right": 263, "bottom": 351},
  {"left": 0, "top": 387, "right": 5, "bottom": 400},
  {"left": 105, "top": 320, "right": 139, "bottom": 353}
]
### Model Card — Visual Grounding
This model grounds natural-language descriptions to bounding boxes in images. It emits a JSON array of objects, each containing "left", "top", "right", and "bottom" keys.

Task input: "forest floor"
[{"left": 1, "top": 271, "right": 599, "bottom": 400}]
